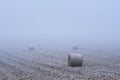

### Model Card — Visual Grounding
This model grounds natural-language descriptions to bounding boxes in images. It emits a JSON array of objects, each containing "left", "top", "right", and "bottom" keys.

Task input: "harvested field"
[{"left": 0, "top": 47, "right": 120, "bottom": 80}]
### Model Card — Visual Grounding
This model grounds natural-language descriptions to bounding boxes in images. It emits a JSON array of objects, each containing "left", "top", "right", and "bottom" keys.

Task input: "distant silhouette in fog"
[{"left": 28, "top": 47, "right": 34, "bottom": 51}]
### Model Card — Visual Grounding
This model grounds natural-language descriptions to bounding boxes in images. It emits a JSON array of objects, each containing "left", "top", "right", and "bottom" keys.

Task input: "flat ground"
[{"left": 0, "top": 47, "right": 120, "bottom": 80}]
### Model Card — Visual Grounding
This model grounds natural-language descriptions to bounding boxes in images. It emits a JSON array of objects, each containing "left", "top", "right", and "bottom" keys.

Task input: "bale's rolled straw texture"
[{"left": 68, "top": 53, "right": 83, "bottom": 67}]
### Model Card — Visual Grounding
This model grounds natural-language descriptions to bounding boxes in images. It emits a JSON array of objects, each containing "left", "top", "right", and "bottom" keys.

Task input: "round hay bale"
[
  {"left": 28, "top": 47, "right": 34, "bottom": 51},
  {"left": 72, "top": 46, "right": 79, "bottom": 50},
  {"left": 68, "top": 53, "right": 83, "bottom": 67}
]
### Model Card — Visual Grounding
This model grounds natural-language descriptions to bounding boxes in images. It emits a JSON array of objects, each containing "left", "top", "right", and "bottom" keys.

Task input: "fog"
[{"left": 0, "top": 0, "right": 120, "bottom": 51}]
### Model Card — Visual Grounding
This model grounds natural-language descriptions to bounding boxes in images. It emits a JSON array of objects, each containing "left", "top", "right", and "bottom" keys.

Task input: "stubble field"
[{"left": 0, "top": 47, "right": 120, "bottom": 80}]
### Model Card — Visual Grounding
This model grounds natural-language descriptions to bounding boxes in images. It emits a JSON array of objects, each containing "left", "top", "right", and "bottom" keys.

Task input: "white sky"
[{"left": 0, "top": 0, "right": 120, "bottom": 49}]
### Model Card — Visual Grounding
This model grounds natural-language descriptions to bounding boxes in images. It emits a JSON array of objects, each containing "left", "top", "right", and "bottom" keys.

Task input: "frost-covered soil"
[{"left": 0, "top": 47, "right": 120, "bottom": 80}]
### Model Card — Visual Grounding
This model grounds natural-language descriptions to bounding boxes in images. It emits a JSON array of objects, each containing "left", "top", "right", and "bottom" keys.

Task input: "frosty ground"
[{"left": 0, "top": 47, "right": 120, "bottom": 80}]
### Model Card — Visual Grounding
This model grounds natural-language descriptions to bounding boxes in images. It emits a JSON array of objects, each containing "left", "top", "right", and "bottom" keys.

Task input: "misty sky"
[{"left": 0, "top": 0, "right": 120, "bottom": 48}]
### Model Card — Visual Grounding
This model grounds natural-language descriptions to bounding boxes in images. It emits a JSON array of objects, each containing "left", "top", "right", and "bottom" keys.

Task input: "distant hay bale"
[
  {"left": 72, "top": 46, "right": 79, "bottom": 50},
  {"left": 28, "top": 47, "right": 34, "bottom": 51},
  {"left": 68, "top": 53, "right": 83, "bottom": 67}
]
